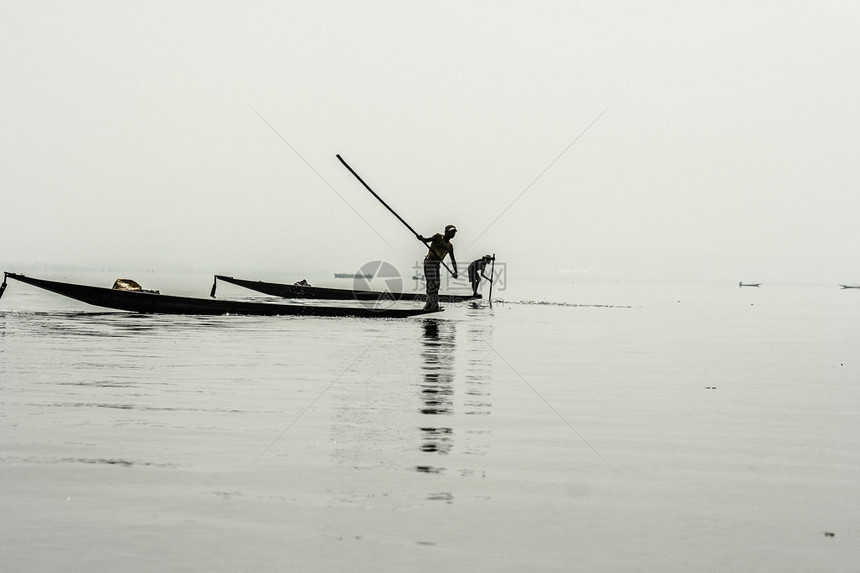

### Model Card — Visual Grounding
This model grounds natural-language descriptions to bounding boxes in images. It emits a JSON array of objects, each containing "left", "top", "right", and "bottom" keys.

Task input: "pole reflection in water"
[
  {"left": 416, "top": 308, "right": 495, "bottom": 491},
  {"left": 461, "top": 307, "right": 493, "bottom": 462},
  {"left": 418, "top": 319, "right": 455, "bottom": 472}
]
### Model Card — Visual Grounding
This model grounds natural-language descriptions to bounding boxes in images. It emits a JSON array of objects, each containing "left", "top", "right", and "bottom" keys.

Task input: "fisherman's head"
[{"left": 444, "top": 224, "right": 457, "bottom": 239}]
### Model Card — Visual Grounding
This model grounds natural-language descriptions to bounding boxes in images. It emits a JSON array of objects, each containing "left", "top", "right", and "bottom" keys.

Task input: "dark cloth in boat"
[
  {"left": 112, "top": 278, "right": 143, "bottom": 291},
  {"left": 112, "top": 278, "right": 159, "bottom": 294}
]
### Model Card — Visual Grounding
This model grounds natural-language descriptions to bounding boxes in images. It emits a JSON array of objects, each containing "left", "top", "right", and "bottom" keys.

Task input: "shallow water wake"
[{"left": 495, "top": 299, "right": 633, "bottom": 309}]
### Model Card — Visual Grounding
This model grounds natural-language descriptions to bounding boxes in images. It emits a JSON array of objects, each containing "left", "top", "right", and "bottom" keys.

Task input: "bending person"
[{"left": 467, "top": 255, "right": 494, "bottom": 296}]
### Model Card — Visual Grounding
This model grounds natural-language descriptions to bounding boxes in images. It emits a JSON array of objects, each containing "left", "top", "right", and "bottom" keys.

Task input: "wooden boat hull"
[
  {"left": 213, "top": 275, "right": 482, "bottom": 303},
  {"left": 2, "top": 273, "right": 440, "bottom": 318}
]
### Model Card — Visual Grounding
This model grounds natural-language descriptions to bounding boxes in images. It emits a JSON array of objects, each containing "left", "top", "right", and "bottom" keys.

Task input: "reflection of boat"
[
  {"left": 1, "top": 273, "right": 439, "bottom": 318},
  {"left": 212, "top": 275, "right": 481, "bottom": 303},
  {"left": 334, "top": 273, "right": 373, "bottom": 279},
  {"left": 840, "top": 284, "right": 860, "bottom": 289},
  {"left": 738, "top": 282, "right": 761, "bottom": 287}
]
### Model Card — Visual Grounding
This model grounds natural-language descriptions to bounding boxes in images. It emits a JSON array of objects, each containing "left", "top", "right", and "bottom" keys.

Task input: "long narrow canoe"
[
  {"left": 1, "top": 273, "right": 440, "bottom": 318},
  {"left": 212, "top": 274, "right": 481, "bottom": 303}
]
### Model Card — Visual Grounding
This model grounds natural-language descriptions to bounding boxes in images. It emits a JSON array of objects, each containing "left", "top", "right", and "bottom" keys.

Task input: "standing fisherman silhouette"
[
  {"left": 335, "top": 155, "right": 459, "bottom": 313},
  {"left": 418, "top": 225, "right": 458, "bottom": 311}
]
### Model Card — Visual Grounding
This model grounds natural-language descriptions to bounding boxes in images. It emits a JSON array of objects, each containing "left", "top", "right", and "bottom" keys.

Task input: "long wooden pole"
[
  {"left": 488, "top": 254, "right": 496, "bottom": 308},
  {"left": 336, "top": 154, "right": 456, "bottom": 278}
]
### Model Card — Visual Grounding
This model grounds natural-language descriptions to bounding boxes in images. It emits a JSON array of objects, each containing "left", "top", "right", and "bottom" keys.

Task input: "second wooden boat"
[{"left": 211, "top": 275, "right": 481, "bottom": 304}]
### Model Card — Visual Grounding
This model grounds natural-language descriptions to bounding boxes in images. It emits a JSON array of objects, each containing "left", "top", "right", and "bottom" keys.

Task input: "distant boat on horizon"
[
  {"left": 839, "top": 284, "right": 860, "bottom": 289},
  {"left": 334, "top": 273, "right": 373, "bottom": 279},
  {"left": 739, "top": 282, "right": 761, "bottom": 287}
]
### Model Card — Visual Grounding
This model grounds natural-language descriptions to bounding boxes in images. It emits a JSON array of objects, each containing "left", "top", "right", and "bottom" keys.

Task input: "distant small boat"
[
  {"left": 839, "top": 284, "right": 860, "bottom": 289},
  {"left": 739, "top": 282, "right": 761, "bottom": 287},
  {"left": 334, "top": 273, "right": 373, "bottom": 279}
]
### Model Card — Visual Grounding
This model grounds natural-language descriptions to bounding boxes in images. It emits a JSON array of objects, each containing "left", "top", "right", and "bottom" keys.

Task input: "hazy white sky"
[{"left": 2, "top": 1, "right": 858, "bottom": 284}]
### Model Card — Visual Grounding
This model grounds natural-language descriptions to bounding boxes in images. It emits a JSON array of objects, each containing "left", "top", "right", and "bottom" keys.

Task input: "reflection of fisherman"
[
  {"left": 467, "top": 255, "right": 493, "bottom": 296},
  {"left": 418, "top": 225, "right": 458, "bottom": 311}
]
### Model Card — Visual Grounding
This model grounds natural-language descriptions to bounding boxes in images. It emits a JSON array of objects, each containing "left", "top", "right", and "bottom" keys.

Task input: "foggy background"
[{"left": 2, "top": 1, "right": 858, "bottom": 285}]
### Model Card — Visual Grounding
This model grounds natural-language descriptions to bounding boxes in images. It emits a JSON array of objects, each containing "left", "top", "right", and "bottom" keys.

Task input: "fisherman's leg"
[
  {"left": 427, "top": 270, "right": 440, "bottom": 309},
  {"left": 423, "top": 260, "right": 440, "bottom": 310},
  {"left": 468, "top": 268, "right": 478, "bottom": 295}
]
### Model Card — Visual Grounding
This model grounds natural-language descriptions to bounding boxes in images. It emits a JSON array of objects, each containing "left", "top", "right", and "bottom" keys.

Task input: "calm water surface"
[{"left": 1, "top": 276, "right": 858, "bottom": 571}]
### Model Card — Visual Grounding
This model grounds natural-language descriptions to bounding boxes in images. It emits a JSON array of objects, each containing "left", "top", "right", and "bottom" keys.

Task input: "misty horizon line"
[{"left": 2, "top": 259, "right": 856, "bottom": 289}]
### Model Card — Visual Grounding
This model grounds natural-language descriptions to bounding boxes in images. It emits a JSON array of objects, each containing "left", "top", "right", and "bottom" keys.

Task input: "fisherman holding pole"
[
  {"left": 336, "top": 154, "right": 461, "bottom": 312},
  {"left": 417, "top": 225, "right": 458, "bottom": 311},
  {"left": 467, "top": 254, "right": 494, "bottom": 297}
]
